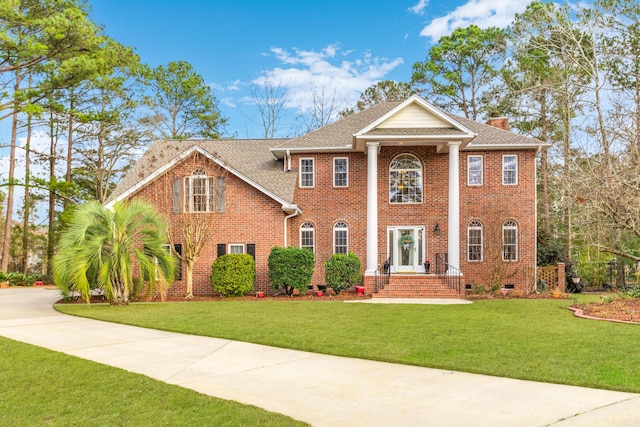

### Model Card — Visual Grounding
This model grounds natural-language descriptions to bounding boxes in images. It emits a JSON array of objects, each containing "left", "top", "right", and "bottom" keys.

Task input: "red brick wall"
[
  {"left": 289, "top": 146, "right": 537, "bottom": 292},
  {"left": 130, "top": 145, "right": 538, "bottom": 296},
  {"left": 131, "top": 152, "right": 285, "bottom": 296}
]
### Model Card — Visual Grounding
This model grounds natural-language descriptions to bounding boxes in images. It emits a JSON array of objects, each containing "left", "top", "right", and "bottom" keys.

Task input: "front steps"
[{"left": 373, "top": 274, "right": 463, "bottom": 299}]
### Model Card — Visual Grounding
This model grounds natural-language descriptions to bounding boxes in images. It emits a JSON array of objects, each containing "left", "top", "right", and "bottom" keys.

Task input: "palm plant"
[{"left": 54, "top": 200, "right": 175, "bottom": 305}]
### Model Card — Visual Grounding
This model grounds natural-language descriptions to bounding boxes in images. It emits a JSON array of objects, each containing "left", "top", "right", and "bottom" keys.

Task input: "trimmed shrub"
[
  {"left": 211, "top": 254, "right": 255, "bottom": 297},
  {"left": 325, "top": 252, "right": 363, "bottom": 295},
  {"left": 268, "top": 247, "right": 315, "bottom": 296}
]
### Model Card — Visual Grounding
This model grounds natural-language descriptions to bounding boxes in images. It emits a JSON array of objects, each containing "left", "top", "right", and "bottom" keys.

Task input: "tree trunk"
[
  {"left": 1, "top": 72, "right": 22, "bottom": 272},
  {"left": 21, "top": 108, "right": 32, "bottom": 273},
  {"left": 185, "top": 260, "right": 194, "bottom": 299},
  {"left": 46, "top": 112, "right": 57, "bottom": 280}
]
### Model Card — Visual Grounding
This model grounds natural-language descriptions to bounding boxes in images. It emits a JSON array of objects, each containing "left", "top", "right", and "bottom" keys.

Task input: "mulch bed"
[{"left": 573, "top": 298, "right": 640, "bottom": 324}]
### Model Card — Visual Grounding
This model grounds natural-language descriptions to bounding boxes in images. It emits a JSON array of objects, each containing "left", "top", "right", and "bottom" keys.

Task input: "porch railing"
[
  {"left": 375, "top": 253, "right": 390, "bottom": 292},
  {"left": 435, "top": 252, "right": 461, "bottom": 293}
]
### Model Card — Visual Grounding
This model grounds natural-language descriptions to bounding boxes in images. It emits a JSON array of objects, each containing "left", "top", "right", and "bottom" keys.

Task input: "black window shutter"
[
  {"left": 172, "top": 177, "right": 181, "bottom": 213},
  {"left": 247, "top": 244, "right": 256, "bottom": 259},
  {"left": 217, "top": 244, "right": 226, "bottom": 257},
  {"left": 173, "top": 244, "right": 182, "bottom": 280}
]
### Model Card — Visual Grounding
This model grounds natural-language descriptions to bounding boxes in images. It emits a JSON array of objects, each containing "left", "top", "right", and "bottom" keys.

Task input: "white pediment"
[{"left": 376, "top": 103, "right": 450, "bottom": 128}]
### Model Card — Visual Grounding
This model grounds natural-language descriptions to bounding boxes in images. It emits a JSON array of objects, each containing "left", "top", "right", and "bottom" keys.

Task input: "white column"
[
  {"left": 365, "top": 142, "right": 380, "bottom": 274},
  {"left": 447, "top": 141, "right": 461, "bottom": 273}
]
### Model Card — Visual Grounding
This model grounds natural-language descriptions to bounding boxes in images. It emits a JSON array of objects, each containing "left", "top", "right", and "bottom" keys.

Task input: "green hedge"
[
  {"left": 211, "top": 254, "right": 255, "bottom": 297},
  {"left": 324, "top": 252, "right": 363, "bottom": 294},
  {"left": 268, "top": 247, "right": 315, "bottom": 296}
]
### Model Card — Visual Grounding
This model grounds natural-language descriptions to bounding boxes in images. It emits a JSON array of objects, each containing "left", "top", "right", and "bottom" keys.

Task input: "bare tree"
[
  {"left": 250, "top": 77, "right": 287, "bottom": 138},
  {"left": 297, "top": 83, "right": 340, "bottom": 133}
]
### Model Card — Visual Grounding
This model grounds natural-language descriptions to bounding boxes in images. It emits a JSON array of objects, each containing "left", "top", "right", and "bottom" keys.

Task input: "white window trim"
[
  {"left": 467, "top": 155, "right": 483, "bottom": 186},
  {"left": 228, "top": 244, "right": 244, "bottom": 254},
  {"left": 467, "top": 221, "right": 483, "bottom": 262},
  {"left": 502, "top": 220, "right": 518, "bottom": 261},
  {"left": 502, "top": 155, "right": 518, "bottom": 186},
  {"left": 184, "top": 170, "right": 215, "bottom": 212},
  {"left": 389, "top": 154, "right": 423, "bottom": 204},
  {"left": 333, "top": 222, "right": 348, "bottom": 254},
  {"left": 300, "top": 222, "right": 315, "bottom": 252},
  {"left": 333, "top": 157, "right": 349, "bottom": 188},
  {"left": 299, "top": 158, "right": 315, "bottom": 188}
]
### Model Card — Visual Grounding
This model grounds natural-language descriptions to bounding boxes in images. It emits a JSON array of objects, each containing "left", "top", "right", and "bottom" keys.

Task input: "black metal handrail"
[
  {"left": 435, "top": 253, "right": 461, "bottom": 293},
  {"left": 375, "top": 253, "right": 390, "bottom": 292}
]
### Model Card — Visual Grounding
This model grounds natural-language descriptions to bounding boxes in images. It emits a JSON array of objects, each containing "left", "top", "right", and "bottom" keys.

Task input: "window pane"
[
  {"left": 503, "top": 156, "right": 517, "bottom": 185},
  {"left": 390, "top": 155, "right": 423, "bottom": 203},
  {"left": 334, "top": 158, "right": 348, "bottom": 187},
  {"left": 502, "top": 221, "right": 517, "bottom": 261},
  {"left": 300, "top": 159, "right": 314, "bottom": 187},
  {"left": 334, "top": 222, "right": 348, "bottom": 254},
  {"left": 468, "top": 156, "right": 483, "bottom": 185},
  {"left": 229, "top": 244, "right": 244, "bottom": 254},
  {"left": 468, "top": 221, "right": 483, "bottom": 261},
  {"left": 301, "top": 222, "right": 314, "bottom": 252}
]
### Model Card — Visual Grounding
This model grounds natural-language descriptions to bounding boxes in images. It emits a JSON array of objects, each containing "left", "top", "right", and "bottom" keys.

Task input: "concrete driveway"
[{"left": 1, "top": 287, "right": 639, "bottom": 426}]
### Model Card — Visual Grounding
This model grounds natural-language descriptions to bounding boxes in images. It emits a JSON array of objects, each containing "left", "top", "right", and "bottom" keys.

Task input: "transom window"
[
  {"left": 300, "top": 158, "right": 314, "bottom": 188},
  {"left": 390, "top": 154, "right": 423, "bottom": 204},
  {"left": 503, "top": 220, "right": 518, "bottom": 261},
  {"left": 502, "top": 155, "right": 518, "bottom": 185},
  {"left": 184, "top": 169, "right": 215, "bottom": 212},
  {"left": 468, "top": 155, "right": 483, "bottom": 186},
  {"left": 300, "top": 222, "right": 315, "bottom": 252},
  {"left": 333, "top": 222, "right": 348, "bottom": 254},
  {"left": 468, "top": 220, "right": 483, "bottom": 261},
  {"left": 333, "top": 158, "right": 348, "bottom": 187}
]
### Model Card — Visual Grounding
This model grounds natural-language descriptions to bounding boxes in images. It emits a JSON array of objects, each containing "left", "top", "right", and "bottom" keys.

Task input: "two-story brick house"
[{"left": 106, "top": 95, "right": 543, "bottom": 298}]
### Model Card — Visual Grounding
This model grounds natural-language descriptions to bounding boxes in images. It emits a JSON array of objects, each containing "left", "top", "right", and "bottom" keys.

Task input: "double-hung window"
[
  {"left": 333, "top": 222, "right": 348, "bottom": 254},
  {"left": 300, "top": 222, "right": 315, "bottom": 252},
  {"left": 503, "top": 220, "right": 518, "bottom": 261},
  {"left": 300, "top": 158, "right": 314, "bottom": 188},
  {"left": 502, "top": 155, "right": 518, "bottom": 185},
  {"left": 467, "top": 220, "right": 483, "bottom": 261},
  {"left": 468, "top": 155, "right": 483, "bottom": 186},
  {"left": 333, "top": 158, "right": 348, "bottom": 187}
]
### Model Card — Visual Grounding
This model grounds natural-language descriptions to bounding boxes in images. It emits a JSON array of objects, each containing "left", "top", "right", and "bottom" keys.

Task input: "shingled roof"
[
  {"left": 107, "top": 96, "right": 543, "bottom": 208},
  {"left": 106, "top": 138, "right": 296, "bottom": 206}
]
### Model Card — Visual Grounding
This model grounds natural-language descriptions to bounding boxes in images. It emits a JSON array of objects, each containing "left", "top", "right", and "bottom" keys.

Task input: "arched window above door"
[{"left": 389, "top": 154, "right": 423, "bottom": 204}]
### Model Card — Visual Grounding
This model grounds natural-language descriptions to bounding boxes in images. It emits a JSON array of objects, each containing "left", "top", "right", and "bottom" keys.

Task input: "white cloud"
[
  {"left": 409, "top": 0, "right": 430, "bottom": 15},
  {"left": 250, "top": 45, "right": 403, "bottom": 113},
  {"left": 419, "top": 0, "right": 528, "bottom": 41}
]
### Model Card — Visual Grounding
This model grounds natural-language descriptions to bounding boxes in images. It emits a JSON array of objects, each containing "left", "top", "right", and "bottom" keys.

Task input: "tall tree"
[
  {"left": 141, "top": 60, "right": 227, "bottom": 139},
  {"left": 0, "top": 0, "right": 114, "bottom": 272},
  {"left": 54, "top": 199, "right": 175, "bottom": 305},
  {"left": 411, "top": 25, "right": 507, "bottom": 120}
]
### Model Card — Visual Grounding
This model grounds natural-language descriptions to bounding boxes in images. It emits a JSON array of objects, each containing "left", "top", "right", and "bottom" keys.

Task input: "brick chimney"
[{"left": 486, "top": 112, "right": 509, "bottom": 131}]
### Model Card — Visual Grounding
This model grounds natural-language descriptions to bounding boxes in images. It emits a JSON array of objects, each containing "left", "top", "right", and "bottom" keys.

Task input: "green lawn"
[
  {"left": 0, "top": 336, "right": 307, "bottom": 426},
  {"left": 56, "top": 296, "right": 640, "bottom": 393}
]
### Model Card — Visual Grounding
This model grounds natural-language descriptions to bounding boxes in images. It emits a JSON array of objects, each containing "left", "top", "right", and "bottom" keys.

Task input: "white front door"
[{"left": 387, "top": 226, "right": 425, "bottom": 273}]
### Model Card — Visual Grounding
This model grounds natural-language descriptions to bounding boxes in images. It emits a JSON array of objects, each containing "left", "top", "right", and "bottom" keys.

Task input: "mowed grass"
[
  {"left": 0, "top": 336, "right": 307, "bottom": 426},
  {"left": 56, "top": 296, "right": 640, "bottom": 393}
]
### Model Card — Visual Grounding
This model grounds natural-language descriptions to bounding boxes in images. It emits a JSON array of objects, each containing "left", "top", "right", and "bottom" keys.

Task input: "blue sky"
[
  {"left": 0, "top": 0, "right": 534, "bottom": 218},
  {"left": 88, "top": 0, "right": 533, "bottom": 138}
]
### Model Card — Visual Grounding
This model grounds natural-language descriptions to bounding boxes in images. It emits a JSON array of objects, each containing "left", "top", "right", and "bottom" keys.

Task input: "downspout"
[
  {"left": 285, "top": 149, "right": 291, "bottom": 172},
  {"left": 283, "top": 206, "right": 302, "bottom": 247}
]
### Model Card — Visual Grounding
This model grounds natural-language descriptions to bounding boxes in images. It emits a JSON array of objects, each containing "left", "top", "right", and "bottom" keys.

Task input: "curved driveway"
[{"left": 1, "top": 287, "right": 639, "bottom": 426}]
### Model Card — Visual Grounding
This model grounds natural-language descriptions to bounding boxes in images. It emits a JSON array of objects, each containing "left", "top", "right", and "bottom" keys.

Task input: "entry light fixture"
[{"left": 434, "top": 223, "right": 440, "bottom": 235}]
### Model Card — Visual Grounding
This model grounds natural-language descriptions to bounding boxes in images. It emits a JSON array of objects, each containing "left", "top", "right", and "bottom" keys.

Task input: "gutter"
[{"left": 283, "top": 205, "right": 302, "bottom": 247}]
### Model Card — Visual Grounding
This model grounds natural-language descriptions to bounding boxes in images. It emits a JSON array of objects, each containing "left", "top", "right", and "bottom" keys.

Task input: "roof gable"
[
  {"left": 356, "top": 95, "right": 476, "bottom": 138},
  {"left": 105, "top": 139, "right": 298, "bottom": 210}
]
